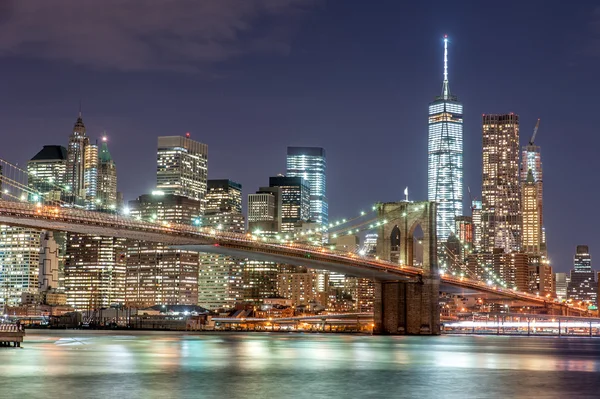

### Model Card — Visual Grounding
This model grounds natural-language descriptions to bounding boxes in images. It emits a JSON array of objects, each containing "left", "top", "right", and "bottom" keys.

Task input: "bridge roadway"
[{"left": 0, "top": 200, "right": 585, "bottom": 314}]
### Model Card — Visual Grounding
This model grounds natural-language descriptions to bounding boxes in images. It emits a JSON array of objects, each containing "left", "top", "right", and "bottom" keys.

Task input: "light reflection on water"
[{"left": 1, "top": 332, "right": 600, "bottom": 398}]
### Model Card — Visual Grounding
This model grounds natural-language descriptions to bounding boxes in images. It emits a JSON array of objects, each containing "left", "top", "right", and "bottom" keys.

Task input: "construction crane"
[{"left": 529, "top": 118, "right": 541, "bottom": 145}]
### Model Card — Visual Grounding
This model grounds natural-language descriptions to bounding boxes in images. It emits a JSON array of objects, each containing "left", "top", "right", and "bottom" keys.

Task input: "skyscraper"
[
  {"left": 481, "top": 114, "right": 521, "bottom": 253},
  {"left": 97, "top": 136, "right": 118, "bottom": 212},
  {"left": 27, "top": 145, "right": 67, "bottom": 202},
  {"left": 66, "top": 111, "right": 89, "bottom": 202},
  {"left": 127, "top": 193, "right": 203, "bottom": 307},
  {"left": 198, "top": 179, "right": 245, "bottom": 311},
  {"left": 286, "top": 147, "right": 327, "bottom": 225},
  {"left": 521, "top": 170, "right": 541, "bottom": 254},
  {"left": 428, "top": 36, "right": 463, "bottom": 242},
  {"left": 64, "top": 235, "right": 127, "bottom": 310},
  {"left": 83, "top": 142, "right": 98, "bottom": 209},
  {"left": 269, "top": 176, "right": 310, "bottom": 232},
  {"left": 567, "top": 245, "right": 597, "bottom": 306},
  {"left": 156, "top": 135, "right": 208, "bottom": 212},
  {"left": 521, "top": 129, "right": 546, "bottom": 256}
]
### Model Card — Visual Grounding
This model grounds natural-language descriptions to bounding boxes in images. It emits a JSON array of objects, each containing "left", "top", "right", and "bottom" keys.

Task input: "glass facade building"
[
  {"left": 286, "top": 147, "right": 327, "bottom": 226},
  {"left": 269, "top": 176, "right": 310, "bottom": 233},
  {"left": 427, "top": 37, "right": 463, "bottom": 242}
]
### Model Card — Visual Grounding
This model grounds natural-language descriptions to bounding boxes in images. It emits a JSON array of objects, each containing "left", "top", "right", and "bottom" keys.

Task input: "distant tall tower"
[
  {"left": 83, "top": 142, "right": 98, "bottom": 209},
  {"left": 428, "top": 35, "right": 463, "bottom": 242},
  {"left": 156, "top": 135, "right": 208, "bottom": 213},
  {"left": 521, "top": 121, "right": 546, "bottom": 255},
  {"left": 521, "top": 170, "right": 541, "bottom": 254},
  {"left": 286, "top": 147, "right": 327, "bottom": 226},
  {"left": 97, "top": 136, "right": 118, "bottom": 211},
  {"left": 481, "top": 114, "right": 521, "bottom": 253},
  {"left": 66, "top": 110, "right": 89, "bottom": 201}
]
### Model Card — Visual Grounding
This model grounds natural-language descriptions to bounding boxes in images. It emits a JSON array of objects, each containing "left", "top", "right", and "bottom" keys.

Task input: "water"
[{"left": 2, "top": 331, "right": 600, "bottom": 398}]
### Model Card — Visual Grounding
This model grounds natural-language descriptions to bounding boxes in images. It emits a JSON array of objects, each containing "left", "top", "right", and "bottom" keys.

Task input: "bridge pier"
[{"left": 373, "top": 277, "right": 440, "bottom": 335}]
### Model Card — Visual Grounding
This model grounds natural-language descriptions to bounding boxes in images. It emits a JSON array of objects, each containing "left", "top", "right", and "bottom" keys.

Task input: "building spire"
[{"left": 442, "top": 35, "right": 450, "bottom": 99}]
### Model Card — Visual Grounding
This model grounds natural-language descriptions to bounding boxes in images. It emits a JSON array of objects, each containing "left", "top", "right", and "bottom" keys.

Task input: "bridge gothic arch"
[
  {"left": 373, "top": 201, "right": 440, "bottom": 335},
  {"left": 375, "top": 201, "right": 437, "bottom": 274}
]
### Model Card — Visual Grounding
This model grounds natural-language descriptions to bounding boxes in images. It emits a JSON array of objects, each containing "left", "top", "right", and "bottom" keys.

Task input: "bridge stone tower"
[{"left": 374, "top": 201, "right": 440, "bottom": 335}]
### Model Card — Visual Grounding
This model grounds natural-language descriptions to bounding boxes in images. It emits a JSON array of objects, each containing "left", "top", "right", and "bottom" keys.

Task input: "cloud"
[{"left": 0, "top": 0, "right": 319, "bottom": 72}]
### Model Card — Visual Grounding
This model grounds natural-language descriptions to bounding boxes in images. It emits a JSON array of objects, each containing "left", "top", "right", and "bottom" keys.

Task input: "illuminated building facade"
[
  {"left": 428, "top": 36, "right": 463, "bottom": 243},
  {"left": 521, "top": 142, "right": 546, "bottom": 256},
  {"left": 198, "top": 253, "right": 243, "bottom": 311},
  {"left": 66, "top": 111, "right": 89, "bottom": 202},
  {"left": 527, "top": 255, "right": 553, "bottom": 297},
  {"left": 126, "top": 242, "right": 199, "bottom": 308},
  {"left": 97, "top": 137, "right": 118, "bottom": 212},
  {"left": 248, "top": 188, "right": 281, "bottom": 235},
  {"left": 199, "top": 179, "right": 245, "bottom": 310},
  {"left": 0, "top": 226, "right": 41, "bottom": 307},
  {"left": 521, "top": 170, "right": 542, "bottom": 255},
  {"left": 567, "top": 245, "right": 597, "bottom": 306},
  {"left": 205, "top": 179, "right": 242, "bottom": 214},
  {"left": 201, "top": 213, "right": 246, "bottom": 234},
  {"left": 83, "top": 143, "right": 98, "bottom": 209},
  {"left": 286, "top": 147, "right": 327, "bottom": 225},
  {"left": 455, "top": 215, "right": 473, "bottom": 261},
  {"left": 362, "top": 233, "right": 378, "bottom": 255},
  {"left": 471, "top": 200, "right": 482, "bottom": 252},
  {"left": 554, "top": 273, "right": 569, "bottom": 301},
  {"left": 64, "top": 235, "right": 127, "bottom": 310},
  {"left": 128, "top": 193, "right": 202, "bottom": 224},
  {"left": 269, "top": 176, "right": 310, "bottom": 233},
  {"left": 242, "top": 260, "right": 280, "bottom": 304},
  {"left": 126, "top": 193, "right": 203, "bottom": 307},
  {"left": 278, "top": 271, "right": 322, "bottom": 306},
  {"left": 27, "top": 145, "right": 67, "bottom": 202},
  {"left": 156, "top": 135, "right": 208, "bottom": 213},
  {"left": 466, "top": 249, "right": 528, "bottom": 291},
  {"left": 481, "top": 114, "right": 521, "bottom": 253}
]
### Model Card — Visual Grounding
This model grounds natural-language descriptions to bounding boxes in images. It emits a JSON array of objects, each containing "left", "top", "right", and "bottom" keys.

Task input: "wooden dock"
[{"left": 0, "top": 324, "right": 25, "bottom": 347}]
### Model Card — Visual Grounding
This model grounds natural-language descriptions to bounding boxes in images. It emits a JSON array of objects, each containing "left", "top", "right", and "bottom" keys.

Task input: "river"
[{"left": 1, "top": 331, "right": 599, "bottom": 398}]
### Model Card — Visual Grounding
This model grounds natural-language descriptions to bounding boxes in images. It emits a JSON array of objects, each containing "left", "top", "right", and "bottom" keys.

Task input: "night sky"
[{"left": 0, "top": 0, "right": 598, "bottom": 272}]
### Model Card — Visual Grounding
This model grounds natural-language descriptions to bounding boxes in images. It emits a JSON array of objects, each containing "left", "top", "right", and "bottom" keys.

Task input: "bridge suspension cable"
[{"left": 0, "top": 157, "right": 89, "bottom": 209}]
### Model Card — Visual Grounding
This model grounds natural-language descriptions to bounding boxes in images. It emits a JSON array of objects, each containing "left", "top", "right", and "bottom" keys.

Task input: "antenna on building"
[
  {"left": 78, "top": 100, "right": 82, "bottom": 118},
  {"left": 442, "top": 35, "right": 450, "bottom": 99}
]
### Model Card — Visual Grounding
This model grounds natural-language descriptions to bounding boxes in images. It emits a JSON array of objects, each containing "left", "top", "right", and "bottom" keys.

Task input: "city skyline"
[{"left": 0, "top": 1, "right": 599, "bottom": 272}]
